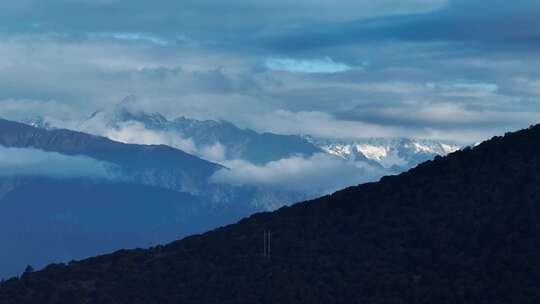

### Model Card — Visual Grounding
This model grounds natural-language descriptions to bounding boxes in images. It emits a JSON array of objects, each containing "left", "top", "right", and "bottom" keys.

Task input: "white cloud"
[
  {"left": 74, "top": 114, "right": 228, "bottom": 163},
  {"left": 200, "top": 142, "right": 227, "bottom": 162},
  {"left": 0, "top": 29, "right": 537, "bottom": 148},
  {"left": 358, "top": 102, "right": 540, "bottom": 128},
  {"left": 211, "top": 153, "right": 387, "bottom": 195},
  {"left": 266, "top": 57, "right": 353, "bottom": 74},
  {"left": 0, "top": 146, "right": 115, "bottom": 179},
  {"left": 427, "top": 81, "right": 499, "bottom": 98},
  {"left": 512, "top": 77, "right": 540, "bottom": 97},
  {"left": 94, "top": 33, "right": 171, "bottom": 46},
  {"left": 242, "top": 109, "right": 404, "bottom": 139},
  {"left": 82, "top": 120, "right": 199, "bottom": 155}
]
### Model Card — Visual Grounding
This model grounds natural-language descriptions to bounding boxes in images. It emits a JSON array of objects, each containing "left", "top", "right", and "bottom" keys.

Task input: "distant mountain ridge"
[
  {"left": 0, "top": 118, "right": 305, "bottom": 279},
  {"left": 0, "top": 177, "right": 249, "bottom": 280},
  {"left": 1, "top": 123, "right": 538, "bottom": 303},
  {"left": 82, "top": 99, "right": 322, "bottom": 165},
  {"left": 21, "top": 99, "right": 460, "bottom": 172},
  {"left": 16, "top": 104, "right": 463, "bottom": 211},
  {"left": 0, "top": 117, "right": 310, "bottom": 208},
  {"left": 0, "top": 118, "right": 222, "bottom": 196},
  {"left": 306, "top": 136, "right": 460, "bottom": 171},
  {"left": 80, "top": 99, "right": 460, "bottom": 168}
]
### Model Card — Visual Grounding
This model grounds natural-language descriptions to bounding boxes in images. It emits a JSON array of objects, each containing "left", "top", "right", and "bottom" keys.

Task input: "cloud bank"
[
  {"left": 211, "top": 153, "right": 387, "bottom": 195},
  {"left": 0, "top": 146, "right": 116, "bottom": 179},
  {"left": 0, "top": 0, "right": 539, "bottom": 146}
]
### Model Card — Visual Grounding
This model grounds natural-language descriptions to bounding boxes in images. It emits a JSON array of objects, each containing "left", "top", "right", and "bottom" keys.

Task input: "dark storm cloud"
[
  {"left": 0, "top": 0, "right": 446, "bottom": 39},
  {"left": 264, "top": 0, "right": 540, "bottom": 53}
]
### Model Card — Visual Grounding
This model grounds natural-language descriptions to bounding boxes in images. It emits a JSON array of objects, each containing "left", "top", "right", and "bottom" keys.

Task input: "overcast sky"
[{"left": 1, "top": 0, "right": 539, "bottom": 143}]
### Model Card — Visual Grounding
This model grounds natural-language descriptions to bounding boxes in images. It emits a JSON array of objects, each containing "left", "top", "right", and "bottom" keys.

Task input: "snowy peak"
[
  {"left": 81, "top": 102, "right": 322, "bottom": 165},
  {"left": 21, "top": 116, "right": 52, "bottom": 130},
  {"left": 86, "top": 96, "right": 168, "bottom": 129},
  {"left": 307, "top": 137, "right": 460, "bottom": 171},
  {"left": 355, "top": 144, "right": 388, "bottom": 161},
  {"left": 20, "top": 96, "right": 460, "bottom": 175}
]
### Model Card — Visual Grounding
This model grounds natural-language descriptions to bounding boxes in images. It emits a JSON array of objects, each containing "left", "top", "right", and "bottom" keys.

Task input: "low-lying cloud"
[
  {"left": 101, "top": 121, "right": 198, "bottom": 155},
  {"left": 0, "top": 146, "right": 116, "bottom": 179},
  {"left": 211, "top": 153, "right": 387, "bottom": 195},
  {"left": 103, "top": 122, "right": 228, "bottom": 162},
  {"left": 60, "top": 117, "right": 389, "bottom": 195}
]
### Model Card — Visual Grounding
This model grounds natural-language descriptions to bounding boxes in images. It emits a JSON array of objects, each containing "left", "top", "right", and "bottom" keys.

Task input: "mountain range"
[
  {"left": 1, "top": 122, "right": 538, "bottom": 303},
  {"left": 307, "top": 136, "right": 460, "bottom": 172},
  {"left": 0, "top": 102, "right": 459, "bottom": 280},
  {"left": 78, "top": 97, "right": 323, "bottom": 165},
  {"left": 18, "top": 101, "right": 461, "bottom": 206},
  {"left": 0, "top": 118, "right": 266, "bottom": 279},
  {"left": 24, "top": 97, "right": 459, "bottom": 171}
]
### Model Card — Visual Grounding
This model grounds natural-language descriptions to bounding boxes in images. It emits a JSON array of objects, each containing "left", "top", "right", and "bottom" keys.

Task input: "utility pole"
[
  {"left": 263, "top": 231, "right": 266, "bottom": 258},
  {"left": 263, "top": 230, "right": 271, "bottom": 258},
  {"left": 268, "top": 231, "right": 271, "bottom": 258}
]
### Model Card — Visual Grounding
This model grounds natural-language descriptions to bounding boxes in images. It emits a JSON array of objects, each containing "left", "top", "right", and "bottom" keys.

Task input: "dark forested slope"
[{"left": 1, "top": 125, "right": 540, "bottom": 303}]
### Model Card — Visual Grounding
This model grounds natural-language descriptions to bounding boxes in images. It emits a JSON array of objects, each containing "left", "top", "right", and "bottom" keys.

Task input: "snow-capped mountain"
[
  {"left": 21, "top": 116, "right": 52, "bottom": 130},
  {"left": 23, "top": 97, "right": 459, "bottom": 174},
  {"left": 79, "top": 97, "right": 322, "bottom": 165},
  {"left": 306, "top": 137, "right": 460, "bottom": 171},
  {"left": 18, "top": 98, "right": 461, "bottom": 207},
  {"left": 22, "top": 99, "right": 460, "bottom": 177},
  {"left": 78, "top": 99, "right": 460, "bottom": 170}
]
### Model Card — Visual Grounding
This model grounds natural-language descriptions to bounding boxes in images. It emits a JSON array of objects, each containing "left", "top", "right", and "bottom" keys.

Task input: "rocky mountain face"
[
  {"left": 21, "top": 101, "right": 459, "bottom": 193},
  {"left": 78, "top": 101, "right": 458, "bottom": 170},
  {"left": 1, "top": 124, "right": 538, "bottom": 303},
  {"left": 82, "top": 100, "right": 322, "bottom": 165}
]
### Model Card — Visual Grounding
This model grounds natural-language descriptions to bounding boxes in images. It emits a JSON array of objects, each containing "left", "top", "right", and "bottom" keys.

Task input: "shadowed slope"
[
  {"left": 0, "top": 118, "right": 222, "bottom": 195},
  {"left": 1, "top": 125, "right": 540, "bottom": 303},
  {"left": 0, "top": 177, "right": 253, "bottom": 279}
]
